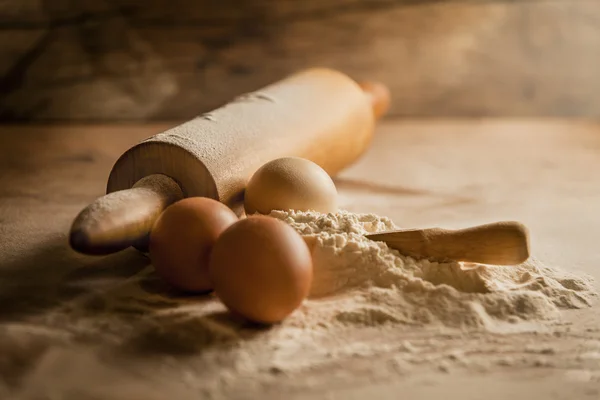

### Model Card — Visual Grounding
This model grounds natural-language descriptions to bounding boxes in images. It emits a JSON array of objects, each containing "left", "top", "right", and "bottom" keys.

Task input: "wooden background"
[{"left": 1, "top": 0, "right": 599, "bottom": 121}]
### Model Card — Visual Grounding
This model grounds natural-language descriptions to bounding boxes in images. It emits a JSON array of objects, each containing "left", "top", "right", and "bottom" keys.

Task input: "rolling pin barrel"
[{"left": 70, "top": 68, "right": 389, "bottom": 255}]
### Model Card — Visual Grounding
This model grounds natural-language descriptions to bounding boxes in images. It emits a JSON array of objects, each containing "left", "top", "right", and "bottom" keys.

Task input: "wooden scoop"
[{"left": 364, "top": 221, "right": 530, "bottom": 265}]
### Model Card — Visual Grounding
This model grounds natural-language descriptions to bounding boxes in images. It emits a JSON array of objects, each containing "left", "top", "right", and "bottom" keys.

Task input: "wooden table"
[{"left": 1, "top": 120, "right": 599, "bottom": 399}]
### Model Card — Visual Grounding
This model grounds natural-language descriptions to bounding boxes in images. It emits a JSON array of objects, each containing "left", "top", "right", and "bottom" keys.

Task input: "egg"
[
  {"left": 244, "top": 157, "right": 338, "bottom": 215},
  {"left": 149, "top": 197, "right": 238, "bottom": 292},
  {"left": 209, "top": 215, "right": 313, "bottom": 324}
]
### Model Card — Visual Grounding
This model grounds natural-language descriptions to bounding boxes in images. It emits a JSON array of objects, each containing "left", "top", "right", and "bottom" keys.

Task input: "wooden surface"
[
  {"left": 1, "top": 120, "right": 600, "bottom": 398},
  {"left": 1, "top": 1, "right": 600, "bottom": 120}
]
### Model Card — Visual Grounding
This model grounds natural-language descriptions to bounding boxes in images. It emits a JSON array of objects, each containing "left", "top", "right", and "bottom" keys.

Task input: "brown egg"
[
  {"left": 209, "top": 215, "right": 313, "bottom": 324},
  {"left": 149, "top": 197, "right": 238, "bottom": 293},
  {"left": 244, "top": 157, "right": 338, "bottom": 215}
]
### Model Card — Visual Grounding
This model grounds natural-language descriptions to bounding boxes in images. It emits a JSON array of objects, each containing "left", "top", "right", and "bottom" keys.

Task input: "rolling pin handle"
[
  {"left": 69, "top": 174, "right": 184, "bottom": 255},
  {"left": 359, "top": 81, "right": 391, "bottom": 119}
]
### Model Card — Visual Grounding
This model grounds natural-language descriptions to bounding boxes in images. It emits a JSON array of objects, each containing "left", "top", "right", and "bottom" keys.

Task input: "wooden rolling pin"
[
  {"left": 70, "top": 68, "right": 390, "bottom": 255},
  {"left": 365, "top": 221, "right": 530, "bottom": 265}
]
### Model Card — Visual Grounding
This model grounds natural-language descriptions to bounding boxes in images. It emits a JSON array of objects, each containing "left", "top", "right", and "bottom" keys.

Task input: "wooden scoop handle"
[{"left": 365, "top": 221, "right": 530, "bottom": 265}]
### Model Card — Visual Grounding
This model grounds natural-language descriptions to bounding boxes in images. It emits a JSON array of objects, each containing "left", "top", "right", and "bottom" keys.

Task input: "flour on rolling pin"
[
  {"left": 70, "top": 68, "right": 389, "bottom": 255},
  {"left": 107, "top": 68, "right": 380, "bottom": 212}
]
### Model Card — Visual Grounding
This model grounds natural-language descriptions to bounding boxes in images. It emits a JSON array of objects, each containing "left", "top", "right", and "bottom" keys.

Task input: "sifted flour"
[{"left": 270, "top": 210, "right": 596, "bottom": 329}]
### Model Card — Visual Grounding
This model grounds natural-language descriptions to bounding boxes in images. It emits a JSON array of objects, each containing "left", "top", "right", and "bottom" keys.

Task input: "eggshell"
[
  {"left": 209, "top": 215, "right": 313, "bottom": 324},
  {"left": 149, "top": 197, "right": 238, "bottom": 292},
  {"left": 244, "top": 157, "right": 338, "bottom": 215}
]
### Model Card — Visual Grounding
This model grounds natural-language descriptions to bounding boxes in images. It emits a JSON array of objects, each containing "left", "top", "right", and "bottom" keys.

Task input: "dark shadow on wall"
[{"left": 3, "top": 0, "right": 599, "bottom": 121}]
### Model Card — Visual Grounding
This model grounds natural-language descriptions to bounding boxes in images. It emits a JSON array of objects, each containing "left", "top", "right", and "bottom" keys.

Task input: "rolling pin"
[{"left": 70, "top": 68, "right": 390, "bottom": 255}]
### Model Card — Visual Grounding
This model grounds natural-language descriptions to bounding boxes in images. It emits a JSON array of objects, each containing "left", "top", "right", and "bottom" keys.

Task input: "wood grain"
[{"left": 1, "top": 0, "right": 599, "bottom": 121}]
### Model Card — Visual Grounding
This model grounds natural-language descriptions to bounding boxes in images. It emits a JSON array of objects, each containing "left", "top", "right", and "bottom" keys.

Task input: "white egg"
[{"left": 244, "top": 157, "right": 338, "bottom": 215}]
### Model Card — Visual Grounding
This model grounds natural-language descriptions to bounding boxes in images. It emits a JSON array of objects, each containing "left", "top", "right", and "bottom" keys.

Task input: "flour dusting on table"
[{"left": 2, "top": 210, "right": 597, "bottom": 399}]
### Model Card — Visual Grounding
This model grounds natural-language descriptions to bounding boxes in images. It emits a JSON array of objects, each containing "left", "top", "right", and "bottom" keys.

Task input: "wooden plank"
[
  {"left": 1, "top": 120, "right": 599, "bottom": 398},
  {"left": 0, "top": 1, "right": 599, "bottom": 120}
]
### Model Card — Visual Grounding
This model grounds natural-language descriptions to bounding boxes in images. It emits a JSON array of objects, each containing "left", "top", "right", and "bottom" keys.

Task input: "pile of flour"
[{"left": 269, "top": 210, "right": 596, "bottom": 329}]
